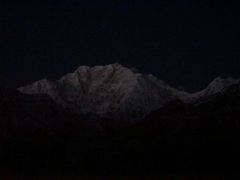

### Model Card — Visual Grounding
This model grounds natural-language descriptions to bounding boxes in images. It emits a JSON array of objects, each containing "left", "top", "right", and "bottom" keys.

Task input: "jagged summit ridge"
[{"left": 19, "top": 63, "right": 181, "bottom": 120}]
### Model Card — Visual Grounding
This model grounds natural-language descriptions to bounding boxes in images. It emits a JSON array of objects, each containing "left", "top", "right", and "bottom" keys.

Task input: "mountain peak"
[
  {"left": 75, "top": 62, "right": 123, "bottom": 70},
  {"left": 19, "top": 64, "right": 182, "bottom": 120},
  {"left": 208, "top": 76, "right": 239, "bottom": 89},
  {"left": 74, "top": 63, "right": 128, "bottom": 75},
  {"left": 110, "top": 62, "right": 123, "bottom": 68},
  {"left": 75, "top": 65, "right": 90, "bottom": 72},
  {"left": 190, "top": 76, "right": 240, "bottom": 100}
]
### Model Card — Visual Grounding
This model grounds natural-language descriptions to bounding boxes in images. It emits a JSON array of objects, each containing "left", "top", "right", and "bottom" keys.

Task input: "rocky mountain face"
[
  {"left": 19, "top": 63, "right": 187, "bottom": 121},
  {"left": 190, "top": 77, "right": 240, "bottom": 102}
]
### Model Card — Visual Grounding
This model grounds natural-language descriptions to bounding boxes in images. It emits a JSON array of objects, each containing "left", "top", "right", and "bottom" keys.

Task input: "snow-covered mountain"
[
  {"left": 190, "top": 77, "right": 240, "bottom": 102},
  {"left": 19, "top": 63, "right": 187, "bottom": 121},
  {"left": 18, "top": 63, "right": 239, "bottom": 121}
]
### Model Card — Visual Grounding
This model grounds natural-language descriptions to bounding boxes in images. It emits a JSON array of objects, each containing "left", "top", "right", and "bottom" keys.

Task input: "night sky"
[{"left": 2, "top": 0, "right": 240, "bottom": 92}]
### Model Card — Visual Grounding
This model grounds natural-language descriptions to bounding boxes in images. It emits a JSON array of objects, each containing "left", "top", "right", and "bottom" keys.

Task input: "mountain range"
[
  {"left": 1, "top": 63, "right": 240, "bottom": 174},
  {"left": 18, "top": 63, "right": 239, "bottom": 122}
]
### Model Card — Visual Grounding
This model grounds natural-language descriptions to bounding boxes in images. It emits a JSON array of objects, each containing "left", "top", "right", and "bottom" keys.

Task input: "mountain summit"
[
  {"left": 190, "top": 77, "right": 240, "bottom": 101},
  {"left": 19, "top": 63, "right": 184, "bottom": 121}
]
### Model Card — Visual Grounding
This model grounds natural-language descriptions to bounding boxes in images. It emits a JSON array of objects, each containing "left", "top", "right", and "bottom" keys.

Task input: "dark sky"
[{"left": 2, "top": 0, "right": 240, "bottom": 92}]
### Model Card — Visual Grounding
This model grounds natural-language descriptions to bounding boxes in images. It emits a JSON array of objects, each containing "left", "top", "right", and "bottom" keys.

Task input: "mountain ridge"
[{"left": 18, "top": 63, "right": 240, "bottom": 120}]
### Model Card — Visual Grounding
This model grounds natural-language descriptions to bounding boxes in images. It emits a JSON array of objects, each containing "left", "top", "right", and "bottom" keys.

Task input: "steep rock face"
[{"left": 19, "top": 63, "right": 182, "bottom": 121}]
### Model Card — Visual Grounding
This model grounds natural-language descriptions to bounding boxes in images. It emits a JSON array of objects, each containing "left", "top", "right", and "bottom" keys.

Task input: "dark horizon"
[{"left": 2, "top": 0, "right": 240, "bottom": 91}]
